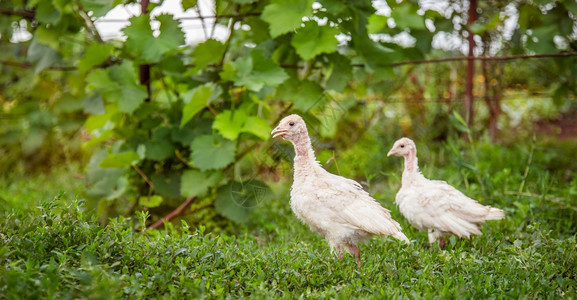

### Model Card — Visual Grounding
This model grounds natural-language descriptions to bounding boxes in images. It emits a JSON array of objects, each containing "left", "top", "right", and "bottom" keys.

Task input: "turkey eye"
[
  {"left": 289, "top": 122, "right": 295, "bottom": 126},
  {"left": 400, "top": 145, "right": 405, "bottom": 148}
]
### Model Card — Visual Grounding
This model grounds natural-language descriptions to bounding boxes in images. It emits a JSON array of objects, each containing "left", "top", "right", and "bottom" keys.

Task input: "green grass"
[{"left": 1, "top": 140, "right": 577, "bottom": 299}]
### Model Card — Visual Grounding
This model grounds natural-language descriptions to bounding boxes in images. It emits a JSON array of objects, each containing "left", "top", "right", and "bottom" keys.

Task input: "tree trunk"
[
  {"left": 482, "top": 60, "right": 501, "bottom": 142},
  {"left": 465, "top": 0, "right": 477, "bottom": 127},
  {"left": 140, "top": 0, "right": 151, "bottom": 102}
]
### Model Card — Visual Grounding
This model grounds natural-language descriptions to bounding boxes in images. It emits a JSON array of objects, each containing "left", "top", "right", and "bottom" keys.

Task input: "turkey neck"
[
  {"left": 402, "top": 148, "right": 421, "bottom": 185},
  {"left": 290, "top": 131, "right": 318, "bottom": 176}
]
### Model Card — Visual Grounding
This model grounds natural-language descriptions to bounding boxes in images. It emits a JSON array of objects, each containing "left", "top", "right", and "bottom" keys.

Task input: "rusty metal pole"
[
  {"left": 465, "top": 0, "right": 477, "bottom": 126},
  {"left": 140, "top": 0, "right": 151, "bottom": 102}
]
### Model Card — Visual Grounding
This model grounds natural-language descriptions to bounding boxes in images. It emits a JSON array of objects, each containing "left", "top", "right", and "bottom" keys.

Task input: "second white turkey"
[{"left": 387, "top": 137, "right": 505, "bottom": 251}]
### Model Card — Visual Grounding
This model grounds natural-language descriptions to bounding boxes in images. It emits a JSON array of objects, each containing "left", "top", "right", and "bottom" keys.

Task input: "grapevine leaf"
[
  {"left": 324, "top": 53, "right": 352, "bottom": 92},
  {"left": 145, "top": 127, "right": 174, "bottom": 160},
  {"left": 99, "top": 151, "right": 140, "bottom": 168},
  {"left": 36, "top": 26, "right": 59, "bottom": 50},
  {"left": 192, "top": 39, "right": 226, "bottom": 69},
  {"left": 277, "top": 78, "right": 324, "bottom": 111},
  {"left": 181, "top": 84, "right": 219, "bottom": 128},
  {"left": 230, "top": 50, "right": 288, "bottom": 91},
  {"left": 181, "top": 0, "right": 198, "bottom": 11},
  {"left": 318, "top": 0, "right": 346, "bottom": 15},
  {"left": 27, "top": 38, "right": 61, "bottom": 74},
  {"left": 292, "top": 22, "right": 339, "bottom": 60},
  {"left": 231, "top": 0, "right": 258, "bottom": 4},
  {"left": 123, "top": 15, "right": 159, "bottom": 61},
  {"left": 243, "top": 116, "right": 272, "bottom": 140},
  {"left": 180, "top": 169, "right": 223, "bottom": 198},
  {"left": 86, "top": 150, "right": 127, "bottom": 200},
  {"left": 213, "top": 108, "right": 271, "bottom": 141},
  {"left": 78, "top": 43, "right": 113, "bottom": 73},
  {"left": 367, "top": 14, "right": 388, "bottom": 34},
  {"left": 116, "top": 85, "right": 148, "bottom": 113},
  {"left": 190, "top": 135, "right": 236, "bottom": 171},
  {"left": 36, "top": 0, "right": 61, "bottom": 24},
  {"left": 150, "top": 173, "right": 181, "bottom": 198},
  {"left": 391, "top": 3, "right": 425, "bottom": 30},
  {"left": 139, "top": 195, "right": 163, "bottom": 208},
  {"left": 87, "top": 62, "right": 147, "bottom": 113},
  {"left": 81, "top": 0, "right": 114, "bottom": 18},
  {"left": 156, "top": 14, "right": 185, "bottom": 53},
  {"left": 213, "top": 109, "right": 248, "bottom": 141},
  {"left": 123, "top": 14, "right": 184, "bottom": 62},
  {"left": 261, "top": 0, "right": 314, "bottom": 37}
]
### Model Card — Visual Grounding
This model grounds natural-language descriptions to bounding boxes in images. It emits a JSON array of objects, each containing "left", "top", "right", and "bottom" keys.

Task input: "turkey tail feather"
[{"left": 486, "top": 207, "right": 506, "bottom": 220}]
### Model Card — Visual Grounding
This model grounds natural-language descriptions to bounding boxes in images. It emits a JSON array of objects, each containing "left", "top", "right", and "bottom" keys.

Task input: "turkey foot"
[
  {"left": 347, "top": 244, "right": 361, "bottom": 268},
  {"left": 438, "top": 237, "right": 446, "bottom": 250}
]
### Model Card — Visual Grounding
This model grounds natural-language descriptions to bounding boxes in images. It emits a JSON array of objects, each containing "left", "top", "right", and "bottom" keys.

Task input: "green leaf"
[
  {"left": 261, "top": 0, "right": 314, "bottom": 37},
  {"left": 27, "top": 38, "right": 61, "bottom": 74},
  {"left": 86, "top": 150, "right": 127, "bottom": 200},
  {"left": 562, "top": 0, "right": 577, "bottom": 16},
  {"left": 192, "top": 39, "right": 226, "bottom": 69},
  {"left": 86, "top": 62, "right": 147, "bottom": 114},
  {"left": 172, "top": 118, "right": 213, "bottom": 145},
  {"left": 324, "top": 53, "right": 352, "bottom": 92},
  {"left": 391, "top": 3, "right": 425, "bottom": 30},
  {"left": 213, "top": 108, "right": 272, "bottom": 141},
  {"left": 181, "top": 0, "right": 198, "bottom": 11},
  {"left": 277, "top": 78, "right": 324, "bottom": 111},
  {"left": 291, "top": 22, "right": 339, "bottom": 60},
  {"left": 226, "top": 50, "right": 288, "bottom": 92},
  {"left": 180, "top": 169, "right": 223, "bottom": 198},
  {"left": 232, "top": 0, "right": 258, "bottom": 3},
  {"left": 99, "top": 151, "right": 140, "bottom": 168},
  {"left": 518, "top": 4, "right": 542, "bottom": 29},
  {"left": 213, "top": 109, "right": 248, "bottom": 141},
  {"left": 84, "top": 104, "right": 119, "bottom": 131},
  {"left": 190, "top": 135, "right": 236, "bottom": 171},
  {"left": 243, "top": 116, "right": 272, "bottom": 140},
  {"left": 367, "top": 14, "right": 388, "bottom": 34},
  {"left": 36, "top": 26, "right": 59, "bottom": 50},
  {"left": 123, "top": 14, "right": 184, "bottom": 62},
  {"left": 139, "top": 195, "right": 163, "bottom": 208},
  {"left": 181, "top": 84, "right": 219, "bottom": 128},
  {"left": 450, "top": 111, "right": 470, "bottom": 133},
  {"left": 78, "top": 43, "right": 114, "bottom": 73},
  {"left": 36, "top": 0, "right": 61, "bottom": 24},
  {"left": 145, "top": 127, "right": 174, "bottom": 160},
  {"left": 155, "top": 14, "right": 186, "bottom": 54},
  {"left": 215, "top": 180, "right": 272, "bottom": 223},
  {"left": 81, "top": 0, "right": 114, "bottom": 18},
  {"left": 54, "top": 93, "right": 83, "bottom": 113},
  {"left": 318, "top": 0, "right": 346, "bottom": 15},
  {"left": 151, "top": 173, "right": 181, "bottom": 198},
  {"left": 123, "top": 15, "right": 158, "bottom": 61},
  {"left": 528, "top": 25, "right": 558, "bottom": 53}
]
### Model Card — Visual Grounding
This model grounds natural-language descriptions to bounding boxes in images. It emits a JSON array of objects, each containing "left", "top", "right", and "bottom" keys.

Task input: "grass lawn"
[{"left": 1, "top": 139, "right": 576, "bottom": 299}]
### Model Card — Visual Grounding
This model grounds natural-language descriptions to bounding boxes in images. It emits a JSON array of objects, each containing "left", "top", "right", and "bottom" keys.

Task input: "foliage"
[
  {"left": 0, "top": 0, "right": 576, "bottom": 225},
  {"left": 1, "top": 138, "right": 577, "bottom": 298}
]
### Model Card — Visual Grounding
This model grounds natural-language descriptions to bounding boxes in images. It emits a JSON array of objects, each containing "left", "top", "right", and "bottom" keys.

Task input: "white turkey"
[
  {"left": 387, "top": 137, "right": 505, "bottom": 251},
  {"left": 271, "top": 114, "right": 409, "bottom": 267}
]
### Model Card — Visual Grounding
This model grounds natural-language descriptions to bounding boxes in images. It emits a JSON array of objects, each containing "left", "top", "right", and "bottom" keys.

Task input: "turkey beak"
[
  {"left": 271, "top": 126, "right": 287, "bottom": 138},
  {"left": 387, "top": 149, "right": 395, "bottom": 157}
]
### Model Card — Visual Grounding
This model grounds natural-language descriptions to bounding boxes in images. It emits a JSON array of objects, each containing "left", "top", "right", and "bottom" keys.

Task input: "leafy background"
[
  {"left": 0, "top": 0, "right": 576, "bottom": 296},
  {"left": 2, "top": 0, "right": 576, "bottom": 227}
]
